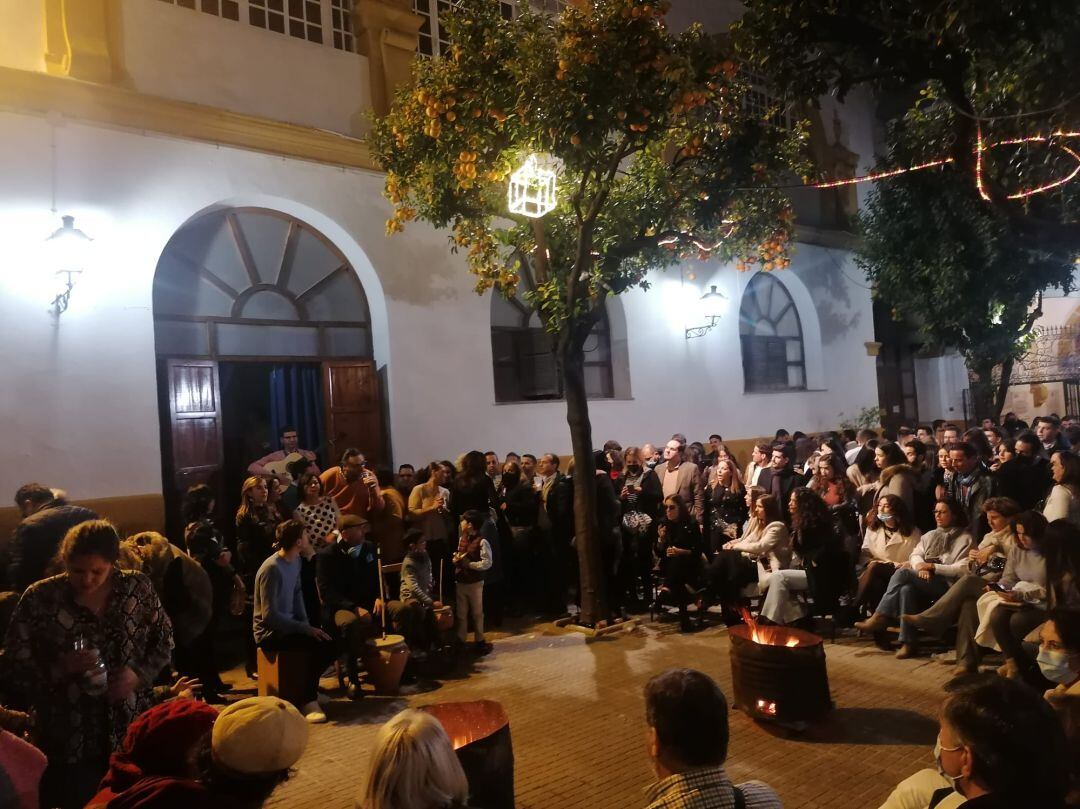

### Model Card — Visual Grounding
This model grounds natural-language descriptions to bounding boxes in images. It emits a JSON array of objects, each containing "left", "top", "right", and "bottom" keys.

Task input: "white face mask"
[
  {"left": 1038, "top": 649, "right": 1080, "bottom": 684},
  {"left": 934, "top": 737, "right": 964, "bottom": 794}
]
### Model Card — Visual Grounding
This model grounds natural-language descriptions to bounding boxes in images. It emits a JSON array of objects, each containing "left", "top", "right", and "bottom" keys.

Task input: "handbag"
[
  {"left": 228, "top": 578, "right": 246, "bottom": 617},
  {"left": 622, "top": 510, "right": 652, "bottom": 535}
]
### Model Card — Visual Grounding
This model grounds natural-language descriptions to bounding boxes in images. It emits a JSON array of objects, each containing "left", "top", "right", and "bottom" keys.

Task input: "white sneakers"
[{"left": 301, "top": 701, "right": 327, "bottom": 724}]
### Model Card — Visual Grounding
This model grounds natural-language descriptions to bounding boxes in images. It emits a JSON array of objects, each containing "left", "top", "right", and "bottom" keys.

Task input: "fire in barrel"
[{"left": 728, "top": 612, "right": 832, "bottom": 726}]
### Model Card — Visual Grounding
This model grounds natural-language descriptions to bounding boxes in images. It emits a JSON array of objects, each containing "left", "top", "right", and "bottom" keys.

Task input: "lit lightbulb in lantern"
[{"left": 507, "top": 154, "right": 558, "bottom": 218}]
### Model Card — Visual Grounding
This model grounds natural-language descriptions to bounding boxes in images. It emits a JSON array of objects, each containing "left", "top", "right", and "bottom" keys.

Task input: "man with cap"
[{"left": 315, "top": 514, "right": 383, "bottom": 699}]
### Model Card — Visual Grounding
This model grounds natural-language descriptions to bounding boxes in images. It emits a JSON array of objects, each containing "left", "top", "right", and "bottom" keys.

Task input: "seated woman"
[
  {"left": 902, "top": 505, "right": 1034, "bottom": 676},
  {"left": 855, "top": 498, "right": 973, "bottom": 658},
  {"left": 855, "top": 494, "right": 921, "bottom": 616},
  {"left": 972, "top": 510, "right": 1049, "bottom": 680},
  {"left": 705, "top": 457, "right": 747, "bottom": 552},
  {"left": 1045, "top": 451, "right": 1080, "bottom": 527},
  {"left": 4, "top": 520, "right": 174, "bottom": 809},
  {"left": 707, "top": 491, "right": 789, "bottom": 620},
  {"left": 758, "top": 488, "right": 843, "bottom": 626},
  {"left": 873, "top": 441, "right": 917, "bottom": 515},
  {"left": 358, "top": 709, "right": 469, "bottom": 809},
  {"left": 1038, "top": 609, "right": 1080, "bottom": 807},
  {"left": 654, "top": 495, "right": 705, "bottom": 632}
]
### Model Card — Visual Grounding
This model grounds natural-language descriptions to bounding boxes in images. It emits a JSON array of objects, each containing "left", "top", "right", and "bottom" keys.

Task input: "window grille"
[
  {"left": 490, "top": 257, "right": 613, "bottom": 402},
  {"left": 249, "top": 0, "right": 323, "bottom": 44},
  {"left": 739, "top": 272, "right": 806, "bottom": 392},
  {"left": 157, "top": 0, "right": 240, "bottom": 20},
  {"left": 329, "top": 0, "right": 355, "bottom": 51}
]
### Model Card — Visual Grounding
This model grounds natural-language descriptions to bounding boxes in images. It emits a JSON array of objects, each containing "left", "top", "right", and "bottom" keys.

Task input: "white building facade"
[{"left": 0, "top": 0, "right": 882, "bottom": 521}]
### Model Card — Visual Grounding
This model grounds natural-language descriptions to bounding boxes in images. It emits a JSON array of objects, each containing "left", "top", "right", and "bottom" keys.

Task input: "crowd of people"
[{"left": 2, "top": 412, "right": 1080, "bottom": 808}]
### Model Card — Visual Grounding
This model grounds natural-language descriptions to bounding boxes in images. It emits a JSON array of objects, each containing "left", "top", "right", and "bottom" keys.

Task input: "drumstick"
[{"left": 376, "top": 543, "right": 387, "bottom": 639}]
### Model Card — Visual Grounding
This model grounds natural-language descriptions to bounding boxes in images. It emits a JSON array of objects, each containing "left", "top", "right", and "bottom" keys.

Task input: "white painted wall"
[
  {"left": 0, "top": 111, "right": 878, "bottom": 501},
  {"left": 118, "top": 0, "right": 371, "bottom": 136},
  {"left": 915, "top": 351, "right": 969, "bottom": 424}
]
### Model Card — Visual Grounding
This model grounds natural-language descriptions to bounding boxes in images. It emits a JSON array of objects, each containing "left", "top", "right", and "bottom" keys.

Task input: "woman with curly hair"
[{"left": 758, "top": 487, "right": 844, "bottom": 625}]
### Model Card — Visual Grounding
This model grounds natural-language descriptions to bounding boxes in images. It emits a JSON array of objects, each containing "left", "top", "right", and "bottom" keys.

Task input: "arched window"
[
  {"left": 739, "top": 272, "right": 805, "bottom": 392},
  {"left": 490, "top": 260, "right": 613, "bottom": 402},
  {"left": 153, "top": 208, "right": 372, "bottom": 359}
]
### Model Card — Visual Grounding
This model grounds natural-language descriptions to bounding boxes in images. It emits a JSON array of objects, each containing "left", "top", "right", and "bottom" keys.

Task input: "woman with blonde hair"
[{"left": 359, "top": 709, "right": 469, "bottom": 809}]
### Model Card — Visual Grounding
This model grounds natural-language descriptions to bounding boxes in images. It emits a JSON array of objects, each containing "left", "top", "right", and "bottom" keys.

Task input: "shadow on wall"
[{"left": 792, "top": 248, "right": 863, "bottom": 344}]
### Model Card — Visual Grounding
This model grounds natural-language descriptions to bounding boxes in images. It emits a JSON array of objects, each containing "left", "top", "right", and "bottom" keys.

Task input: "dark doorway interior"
[{"left": 219, "top": 361, "right": 325, "bottom": 519}]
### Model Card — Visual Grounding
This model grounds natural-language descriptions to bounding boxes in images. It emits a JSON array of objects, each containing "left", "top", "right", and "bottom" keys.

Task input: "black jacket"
[
  {"left": 756, "top": 467, "right": 797, "bottom": 521},
  {"left": 315, "top": 540, "right": 381, "bottom": 619},
  {"left": 7, "top": 500, "right": 97, "bottom": 592},
  {"left": 993, "top": 456, "right": 1052, "bottom": 511}
]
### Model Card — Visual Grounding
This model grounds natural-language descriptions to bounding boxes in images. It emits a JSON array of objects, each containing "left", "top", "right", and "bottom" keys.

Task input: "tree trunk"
[
  {"left": 967, "top": 360, "right": 997, "bottom": 422},
  {"left": 992, "top": 356, "right": 1015, "bottom": 422},
  {"left": 558, "top": 335, "right": 608, "bottom": 626}
]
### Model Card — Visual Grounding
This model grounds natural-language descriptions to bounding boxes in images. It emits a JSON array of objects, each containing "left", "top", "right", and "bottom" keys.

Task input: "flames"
[{"left": 738, "top": 607, "right": 801, "bottom": 647}]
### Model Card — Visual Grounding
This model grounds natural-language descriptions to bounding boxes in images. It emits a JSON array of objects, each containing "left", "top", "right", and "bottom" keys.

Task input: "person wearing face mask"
[
  {"left": 925, "top": 676, "right": 1070, "bottom": 809},
  {"left": 855, "top": 495, "right": 921, "bottom": 616},
  {"left": 1039, "top": 608, "right": 1080, "bottom": 700},
  {"left": 855, "top": 499, "right": 973, "bottom": 657},
  {"left": 1039, "top": 609, "right": 1080, "bottom": 807}
]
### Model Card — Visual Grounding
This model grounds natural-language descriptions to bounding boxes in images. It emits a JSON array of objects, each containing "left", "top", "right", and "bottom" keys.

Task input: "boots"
[{"left": 854, "top": 612, "right": 889, "bottom": 634}]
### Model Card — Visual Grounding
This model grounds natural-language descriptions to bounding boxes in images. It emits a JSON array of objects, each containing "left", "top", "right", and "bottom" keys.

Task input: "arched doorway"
[{"left": 153, "top": 207, "right": 384, "bottom": 534}]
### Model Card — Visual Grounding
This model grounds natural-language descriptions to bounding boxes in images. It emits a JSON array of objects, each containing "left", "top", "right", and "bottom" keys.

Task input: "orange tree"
[{"left": 370, "top": 0, "right": 805, "bottom": 624}]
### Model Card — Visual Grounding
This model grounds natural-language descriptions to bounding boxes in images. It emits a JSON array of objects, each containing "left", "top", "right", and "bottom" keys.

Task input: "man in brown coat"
[{"left": 654, "top": 440, "right": 704, "bottom": 526}]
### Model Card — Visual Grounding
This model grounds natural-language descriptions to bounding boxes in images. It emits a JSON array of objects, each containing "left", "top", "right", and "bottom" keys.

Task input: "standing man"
[
  {"left": 537, "top": 453, "right": 573, "bottom": 613},
  {"left": 641, "top": 443, "right": 662, "bottom": 470},
  {"left": 845, "top": 429, "right": 879, "bottom": 464},
  {"left": 7, "top": 484, "right": 97, "bottom": 592},
  {"left": 394, "top": 464, "right": 416, "bottom": 501},
  {"left": 941, "top": 424, "right": 961, "bottom": 447},
  {"left": 248, "top": 425, "right": 319, "bottom": 488},
  {"left": 520, "top": 454, "right": 538, "bottom": 486},
  {"left": 320, "top": 448, "right": 385, "bottom": 521},
  {"left": 743, "top": 443, "right": 770, "bottom": 488},
  {"left": 704, "top": 434, "right": 724, "bottom": 466},
  {"left": 484, "top": 451, "right": 502, "bottom": 489},
  {"left": 1035, "top": 415, "right": 1071, "bottom": 458},
  {"left": 315, "top": 515, "right": 382, "bottom": 699},
  {"left": 654, "top": 440, "right": 704, "bottom": 525},
  {"left": 756, "top": 444, "right": 798, "bottom": 524},
  {"left": 643, "top": 669, "right": 782, "bottom": 809},
  {"left": 945, "top": 442, "right": 993, "bottom": 537}
]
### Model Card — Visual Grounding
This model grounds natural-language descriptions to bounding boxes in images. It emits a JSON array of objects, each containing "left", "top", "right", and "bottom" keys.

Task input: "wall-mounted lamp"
[
  {"left": 685, "top": 285, "right": 729, "bottom": 339},
  {"left": 44, "top": 215, "right": 92, "bottom": 315}
]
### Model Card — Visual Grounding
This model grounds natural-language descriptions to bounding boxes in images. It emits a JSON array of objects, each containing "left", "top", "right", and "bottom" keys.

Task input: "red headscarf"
[{"left": 97, "top": 699, "right": 219, "bottom": 794}]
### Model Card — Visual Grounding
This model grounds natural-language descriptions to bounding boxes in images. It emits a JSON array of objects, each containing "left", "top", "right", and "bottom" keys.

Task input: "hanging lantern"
[{"left": 507, "top": 154, "right": 557, "bottom": 218}]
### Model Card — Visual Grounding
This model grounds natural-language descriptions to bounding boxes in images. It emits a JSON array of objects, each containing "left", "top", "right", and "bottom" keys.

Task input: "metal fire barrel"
[
  {"left": 423, "top": 700, "right": 515, "bottom": 809},
  {"left": 728, "top": 624, "right": 832, "bottom": 724}
]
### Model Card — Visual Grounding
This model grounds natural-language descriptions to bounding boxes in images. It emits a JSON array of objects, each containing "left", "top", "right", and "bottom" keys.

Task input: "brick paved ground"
[{"left": 244, "top": 617, "right": 960, "bottom": 809}]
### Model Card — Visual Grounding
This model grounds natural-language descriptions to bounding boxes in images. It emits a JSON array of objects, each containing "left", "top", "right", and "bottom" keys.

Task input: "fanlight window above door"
[{"left": 153, "top": 208, "right": 372, "bottom": 359}]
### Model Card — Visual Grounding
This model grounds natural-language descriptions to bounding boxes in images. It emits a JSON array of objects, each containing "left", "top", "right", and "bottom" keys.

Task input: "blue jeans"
[{"left": 875, "top": 568, "right": 951, "bottom": 642}]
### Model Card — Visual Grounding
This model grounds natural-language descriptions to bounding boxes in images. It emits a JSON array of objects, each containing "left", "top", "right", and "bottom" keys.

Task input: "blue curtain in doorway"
[{"left": 269, "top": 365, "right": 325, "bottom": 466}]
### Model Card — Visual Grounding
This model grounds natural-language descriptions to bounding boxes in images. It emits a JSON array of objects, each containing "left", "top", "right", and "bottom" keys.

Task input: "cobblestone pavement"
[{"left": 247, "top": 618, "right": 958, "bottom": 809}]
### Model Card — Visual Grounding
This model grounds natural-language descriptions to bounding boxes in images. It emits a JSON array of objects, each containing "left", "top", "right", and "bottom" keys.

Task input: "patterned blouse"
[
  {"left": 294, "top": 496, "right": 342, "bottom": 543},
  {"left": 3, "top": 569, "right": 174, "bottom": 764}
]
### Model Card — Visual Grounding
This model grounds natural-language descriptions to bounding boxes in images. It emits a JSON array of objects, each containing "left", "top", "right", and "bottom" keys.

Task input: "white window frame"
[{"left": 154, "top": 0, "right": 355, "bottom": 52}]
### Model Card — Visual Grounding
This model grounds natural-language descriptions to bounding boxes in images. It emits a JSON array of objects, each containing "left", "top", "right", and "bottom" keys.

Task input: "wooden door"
[
  {"left": 322, "top": 361, "right": 384, "bottom": 465},
  {"left": 162, "top": 359, "right": 224, "bottom": 537}
]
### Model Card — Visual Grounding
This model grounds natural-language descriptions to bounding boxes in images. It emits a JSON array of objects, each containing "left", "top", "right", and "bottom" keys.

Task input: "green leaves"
[{"left": 369, "top": 0, "right": 805, "bottom": 337}]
